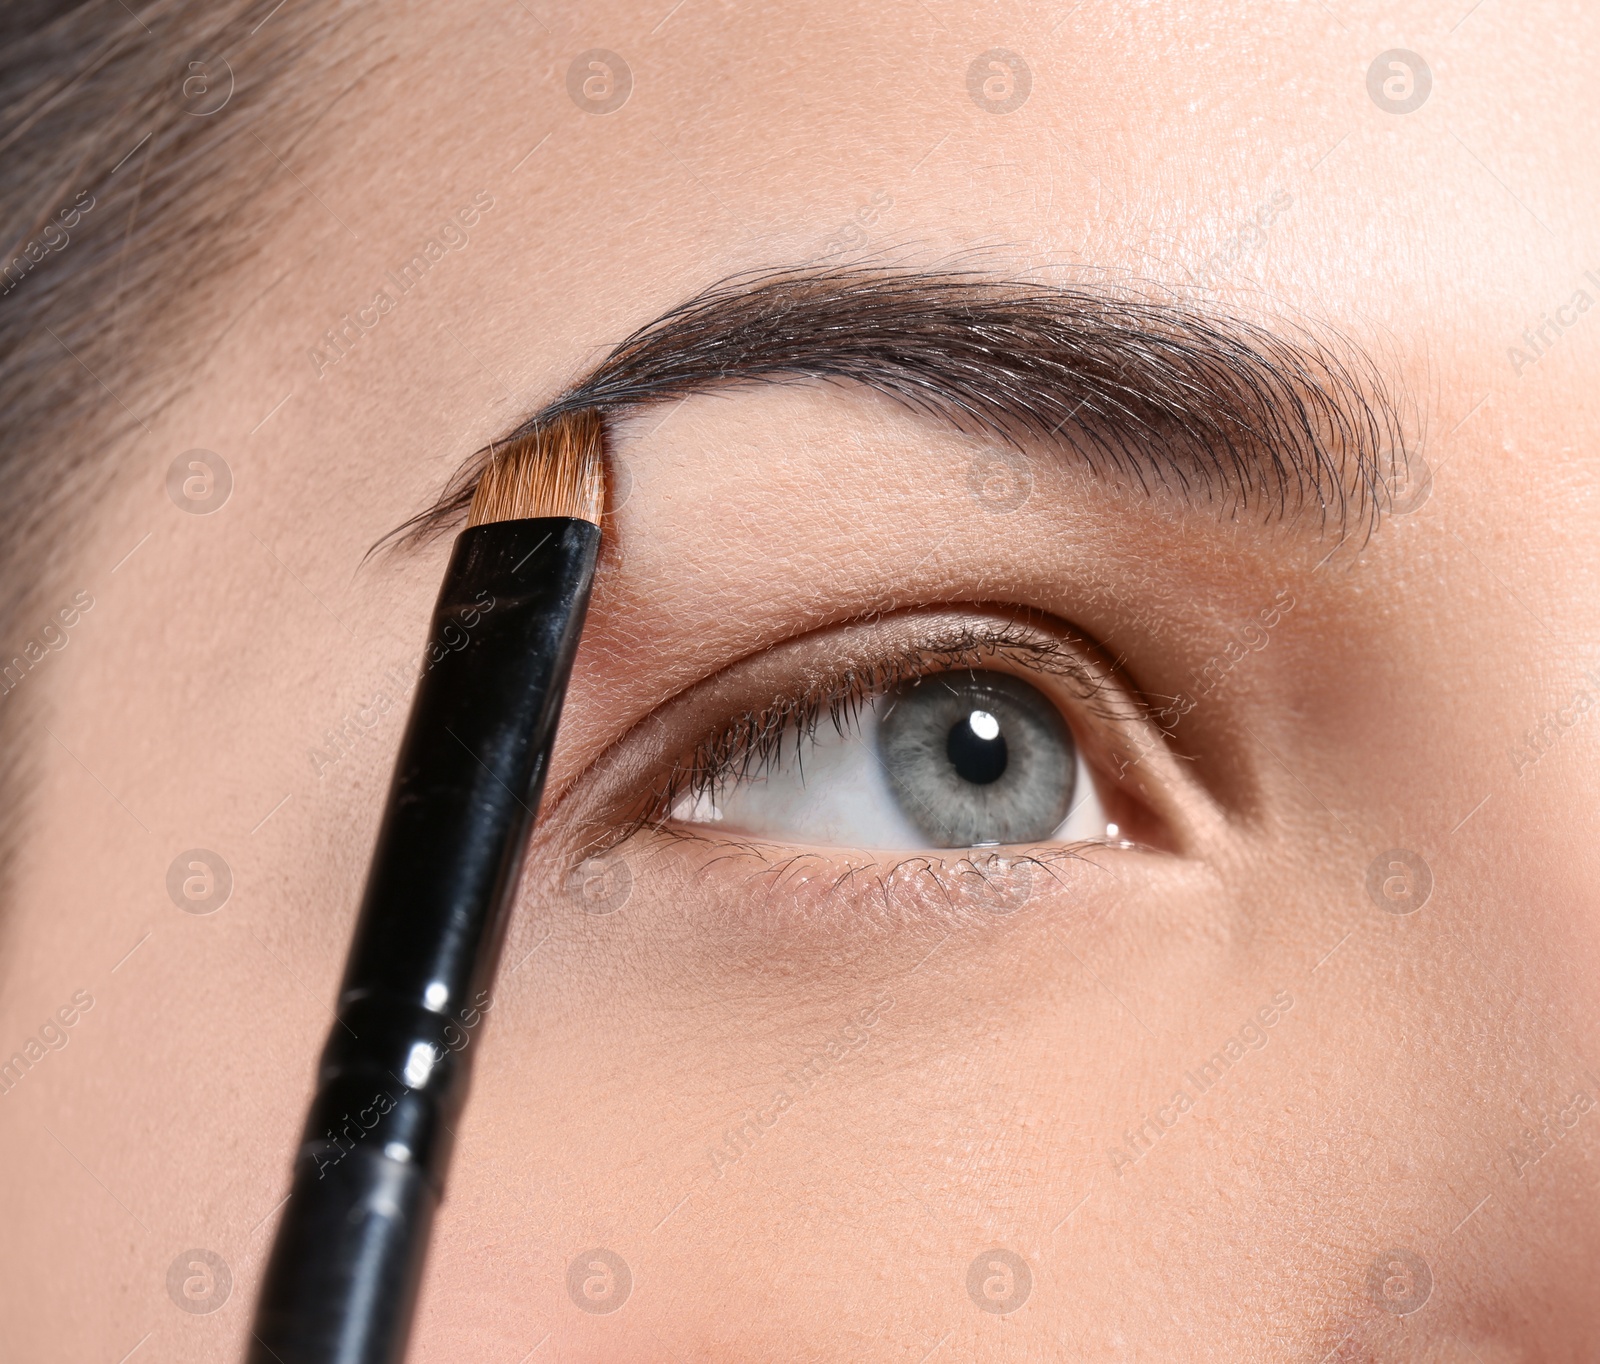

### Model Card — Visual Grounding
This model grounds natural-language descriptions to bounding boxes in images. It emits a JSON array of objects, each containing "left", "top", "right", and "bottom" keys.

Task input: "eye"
[{"left": 670, "top": 666, "right": 1111, "bottom": 851}]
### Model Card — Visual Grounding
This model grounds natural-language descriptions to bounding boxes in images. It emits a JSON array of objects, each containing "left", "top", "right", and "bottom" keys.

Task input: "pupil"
[{"left": 946, "top": 709, "right": 1008, "bottom": 785}]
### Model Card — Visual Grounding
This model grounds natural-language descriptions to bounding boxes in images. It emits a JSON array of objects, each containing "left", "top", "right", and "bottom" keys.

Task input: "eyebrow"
[{"left": 391, "top": 265, "right": 1408, "bottom": 548}]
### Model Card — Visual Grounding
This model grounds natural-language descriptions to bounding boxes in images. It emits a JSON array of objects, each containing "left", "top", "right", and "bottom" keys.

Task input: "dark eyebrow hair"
[{"left": 387, "top": 265, "right": 1407, "bottom": 549}]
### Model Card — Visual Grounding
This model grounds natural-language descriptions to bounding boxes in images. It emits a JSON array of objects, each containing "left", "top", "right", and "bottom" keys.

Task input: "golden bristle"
[{"left": 467, "top": 409, "right": 607, "bottom": 527}]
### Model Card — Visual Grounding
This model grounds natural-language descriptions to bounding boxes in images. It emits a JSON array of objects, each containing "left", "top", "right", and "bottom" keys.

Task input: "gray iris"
[{"left": 876, "top": 671, "right": 1076, "bottom": 846}]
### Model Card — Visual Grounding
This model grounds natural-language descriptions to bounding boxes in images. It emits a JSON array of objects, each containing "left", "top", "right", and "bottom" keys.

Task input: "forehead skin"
[{"left": 4, "top": 1, "right": 1600, "bottom": 1361}]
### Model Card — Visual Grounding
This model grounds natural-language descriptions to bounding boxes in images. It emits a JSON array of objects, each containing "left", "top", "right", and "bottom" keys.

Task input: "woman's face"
[{"left": 6, "top": 2, "right": 1600, "bottom": 1359}]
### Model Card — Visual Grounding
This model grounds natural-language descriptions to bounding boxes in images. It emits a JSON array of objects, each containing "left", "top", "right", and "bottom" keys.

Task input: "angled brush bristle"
[{"left": 467, "top": 409, "right": 606, "bottom": 527}]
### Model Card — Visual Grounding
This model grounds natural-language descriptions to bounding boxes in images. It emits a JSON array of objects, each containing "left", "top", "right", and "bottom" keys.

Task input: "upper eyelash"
[{"left": 629, "top": 616, "right": 1123, "bottom": 833}]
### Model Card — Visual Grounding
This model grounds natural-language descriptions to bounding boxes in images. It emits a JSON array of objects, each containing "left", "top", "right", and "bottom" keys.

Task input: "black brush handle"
[{"left": 247, "top": 517, "right": 600, "bottom": 1364}]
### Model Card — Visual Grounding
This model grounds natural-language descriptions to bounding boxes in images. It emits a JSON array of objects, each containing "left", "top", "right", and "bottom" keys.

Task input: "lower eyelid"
[{"left": 615, "top": 827, "right": 1146, "bottom": 942}]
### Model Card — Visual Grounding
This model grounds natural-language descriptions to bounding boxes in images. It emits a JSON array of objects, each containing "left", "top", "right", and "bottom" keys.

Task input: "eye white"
[{"left": 674, "top": 682, "right": 1109, "bottom": 850}]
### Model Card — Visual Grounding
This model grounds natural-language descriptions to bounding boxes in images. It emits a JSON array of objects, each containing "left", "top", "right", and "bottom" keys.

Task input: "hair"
[{"left": 0, "top": 0, "right": 363, "bottom": 886}]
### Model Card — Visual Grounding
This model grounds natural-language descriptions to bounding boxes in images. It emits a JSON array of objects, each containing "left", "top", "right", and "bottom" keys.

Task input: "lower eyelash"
[
  {"left": 635, "top": 618, "right": 1115, "bottom": 833},
  {"left": 639, "top": 828, "right": 1108, "bottom": 933}
]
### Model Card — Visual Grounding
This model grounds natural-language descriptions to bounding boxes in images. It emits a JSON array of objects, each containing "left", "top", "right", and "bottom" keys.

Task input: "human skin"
[{"left": 2, "top": 0, "right": 1599, "bottom": 1360}]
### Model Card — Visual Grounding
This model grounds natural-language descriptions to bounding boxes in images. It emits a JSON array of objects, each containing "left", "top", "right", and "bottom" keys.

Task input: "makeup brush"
[{"left": 248, "top": 409, "right": 606, "bottom": 1364}]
